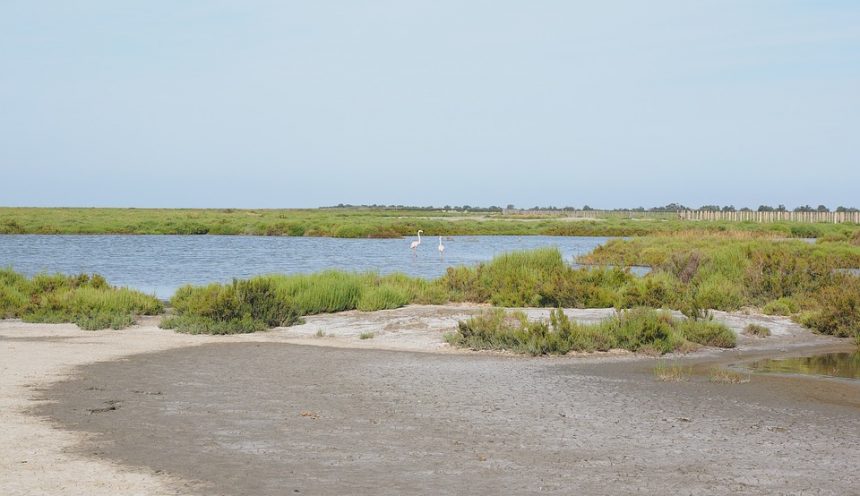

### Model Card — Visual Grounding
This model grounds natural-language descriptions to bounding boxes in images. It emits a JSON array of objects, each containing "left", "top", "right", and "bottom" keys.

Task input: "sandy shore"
[{"left": 1, "top": 305, "right": 856, "bottom": 495}]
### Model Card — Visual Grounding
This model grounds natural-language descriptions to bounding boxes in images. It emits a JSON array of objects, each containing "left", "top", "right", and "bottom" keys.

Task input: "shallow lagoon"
[{"left": 0, "top": 235, "right": 635, "bottom": 298}]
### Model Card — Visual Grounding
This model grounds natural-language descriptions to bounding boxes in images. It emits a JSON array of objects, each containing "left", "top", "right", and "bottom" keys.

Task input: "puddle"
[{"left": 749, "top": 352, "right": 860, "bottom": 380}]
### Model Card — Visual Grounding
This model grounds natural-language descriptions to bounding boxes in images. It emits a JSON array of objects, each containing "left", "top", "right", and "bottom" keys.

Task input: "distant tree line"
[
  {"left": 326, "top": 204, "right": 504, "bottom": 212},
  {"left": 325, "top": 203, "right": 859, "bottom": 213}
]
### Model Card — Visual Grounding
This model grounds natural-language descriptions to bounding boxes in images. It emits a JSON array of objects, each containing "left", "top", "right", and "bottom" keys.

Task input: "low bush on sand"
[
  {"left": 446, "top": 308, "right": 735, "bottom": 356},
  {"left": 161, "top": 278, "right": 301, "bottom": 334},
  {"left": 0, "top": 268, "right": 162, "bottom": 330},
  {"left": 162, "top": 271, "right": 447, "bottom": 333}
]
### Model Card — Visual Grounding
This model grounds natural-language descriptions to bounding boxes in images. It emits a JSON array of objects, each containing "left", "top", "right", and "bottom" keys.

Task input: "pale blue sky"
[{"left": 1, "top": 1, "right": 858, "bottom": 208}]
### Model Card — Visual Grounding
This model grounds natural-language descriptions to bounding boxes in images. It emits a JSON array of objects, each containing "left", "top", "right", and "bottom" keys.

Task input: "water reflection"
[{"left": 749, "top": 352, "right": 860, "bottom": 380}]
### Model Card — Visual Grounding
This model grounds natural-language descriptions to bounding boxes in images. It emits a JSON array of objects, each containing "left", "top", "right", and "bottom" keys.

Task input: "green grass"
[
  {"left": 0, "top": 268, "right": 162, "bottom": 329},
  {"left": 161, "top": 270, "right": 449, "bottom": 333},
  {"left": 2, "top": 207, "right": 858, "bottom": 238},
  {"left": 445, "top": 308, "right": 736, "bottom": 356},
  {"left": 359, "top": 332, "right": 375, "bottom": 340}
]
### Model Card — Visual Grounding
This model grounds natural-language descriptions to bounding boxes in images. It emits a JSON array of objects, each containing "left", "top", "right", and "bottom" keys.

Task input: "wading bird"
[
  {"left": 438, "top": 236, "right": 445, "bottom": 257},
  {"left": 410, "top": 230, "right": 423, "bottom": 253}
]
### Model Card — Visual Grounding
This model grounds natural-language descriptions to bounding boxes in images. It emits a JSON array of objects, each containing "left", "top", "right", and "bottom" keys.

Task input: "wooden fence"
[{"left": 503, "top": 209, "right": 860, "bottom": 224}]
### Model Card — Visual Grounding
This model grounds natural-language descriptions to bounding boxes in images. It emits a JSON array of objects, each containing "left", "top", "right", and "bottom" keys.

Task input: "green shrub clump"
[
  {"left": 162, "top": 278, "right": 301, "bottom": 334},
  {"left": 443, "top": 248, "right": 631, "bottom": 308},
  {"left": 0, "top": 268, "right": 162, "bottom": 330},
  {"left": 162, "top": 271, "right": 449, "bottom": 333},
  {"left": 797, "top": 275, "right": 860, "bottom": 338},
  {"left": 447, "top": 308, "right": 736, "bottom": 356}
]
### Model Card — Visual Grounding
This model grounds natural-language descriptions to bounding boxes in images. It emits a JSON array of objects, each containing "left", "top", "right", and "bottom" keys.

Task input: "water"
[
  {"left": 0, "top": 235, "right": 628, "bottom": 298},
  {"left": 749, "top": 352, "right": 860, "bottom": 380}
]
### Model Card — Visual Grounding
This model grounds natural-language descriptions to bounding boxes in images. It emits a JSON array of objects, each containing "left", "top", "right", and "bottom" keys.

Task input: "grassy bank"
[
  {"left": 2, "top": 207, "right": 858, "bottom": 238},
  {"left": 4, "top": 234, "right": 858, "bottom": 340},
  {"left": 445, "top": 308, "right": 736, "bottom": 355},
  {"left": 161, "top": 271, "right": 449, "bottom": 334},
  {"left": 158, "top": 239, "right": 860, "bottom": 338},
  {"left": 0, "top": 269, "right": 162, "bottom": 329}
]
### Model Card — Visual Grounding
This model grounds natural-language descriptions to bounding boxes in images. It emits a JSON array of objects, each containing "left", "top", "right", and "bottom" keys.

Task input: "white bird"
[
  {"left": 438, "top": 236, "right": 445, "bottom": 256},
  {"left": 410, "top": 230, "right": 423, "bottom": 252}
]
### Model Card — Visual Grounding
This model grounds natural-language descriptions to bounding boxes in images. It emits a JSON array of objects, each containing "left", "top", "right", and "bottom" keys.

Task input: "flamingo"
[
  {"left": 438, "top": 236, "right": 445, "bottom": 257},
  {"left": 410, "top": 230, "right": 423, "bottom": 253}
]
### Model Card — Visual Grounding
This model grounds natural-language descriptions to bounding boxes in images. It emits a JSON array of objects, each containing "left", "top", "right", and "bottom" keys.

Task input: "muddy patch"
[{"left": 36, "top": 343, "right": 860, "bottom": 495}]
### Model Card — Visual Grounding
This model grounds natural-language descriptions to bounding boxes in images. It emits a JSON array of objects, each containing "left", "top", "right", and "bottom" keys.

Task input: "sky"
[{"left": 1, "top": 1, "right": 858, "bottom": 209}]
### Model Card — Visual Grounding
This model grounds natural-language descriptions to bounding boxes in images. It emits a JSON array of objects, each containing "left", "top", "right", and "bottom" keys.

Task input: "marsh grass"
[
  {"left": 581, "top": 236, "right": 860, "bottom": 337},
  {"left": 443, "top": 248, "right": 630, "bottom": 308},
  {"left": 0, "top": 268, "right": 162, "bottom": 330},
  {"left": 653, "top": 361, "right": 692, "bottom": 382},
  {"left": 163, "top": 270, "right": 449, "bottom": 333},
  {"left": 744, "top": 324, "right": 771, "bottom": 337},
  {"left": 3, "top": 207, "right": 857, "bottom": 238},
  {"left": 446, "top": 308, "right": 735, "bottom": 356},
  {"left": 708, "top": 368, "right": 751, "bottom": 384}
]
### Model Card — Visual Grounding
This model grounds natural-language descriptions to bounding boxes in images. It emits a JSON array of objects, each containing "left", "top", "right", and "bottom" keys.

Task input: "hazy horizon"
[{"left": 2, "top": 1, "right": 858, "bottom": 209}]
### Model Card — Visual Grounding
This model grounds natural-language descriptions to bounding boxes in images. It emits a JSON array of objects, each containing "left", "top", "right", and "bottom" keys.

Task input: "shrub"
[
  {"left": 677, "top": 318, "right": 737, "bottom": 347},
  {"left": 797, "top": 276, "right": 860, "bottom": 337},
  {"left": 694, "top": 275, "right": 744, "bottom": 311},
  {"left": 617, "top": 272, "right": 681, "bottom": 309},
  {"left": 762, "top": 297, "right": 799, "bottom": 315},
  {"left": 443, "top": 249, "right": 630, "bottom": 308},
  {"left": 167, "top": 278, "right": 301, "bottom": 334},
  {"left": 447, "top": 308, "right": 735, "bottom": 356},
  {"left": 159, "top": 314, "right": 269, "bottom": 335},
  {"left": 1, "top": 269, "right": 162, "bottom": 330},
  {"left": 790, "top": 225, "right": 822, "bottom": 239}
]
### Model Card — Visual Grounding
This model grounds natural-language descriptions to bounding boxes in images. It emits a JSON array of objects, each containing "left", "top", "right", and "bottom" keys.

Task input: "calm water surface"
[
  {"left": 749, "top": 352, "right": 860, "bottom": 380},
  {"left": 0, "top": 235, "right": 621, "bottom": 298}
]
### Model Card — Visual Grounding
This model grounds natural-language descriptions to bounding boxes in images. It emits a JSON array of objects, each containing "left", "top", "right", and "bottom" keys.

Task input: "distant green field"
[{"left": 1, "top": 207, "right": 858, "bottom": 238}]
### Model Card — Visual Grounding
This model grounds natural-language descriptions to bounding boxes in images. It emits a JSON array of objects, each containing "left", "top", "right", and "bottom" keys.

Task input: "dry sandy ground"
[{"left": 1, "top": 305, "right": 857, "bottom": 495}]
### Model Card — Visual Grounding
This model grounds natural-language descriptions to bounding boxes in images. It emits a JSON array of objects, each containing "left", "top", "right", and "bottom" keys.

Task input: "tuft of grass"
[
  {"left": 359, "top": 332, "right": 375, "bottom": 340},
  {"left": 743, "top": 323, "right": 771, "bottom": 337},
  {"left": 653, "top": 361, "right": 691, "bottom": 382},
  {"left": 446, "top": 308, "right": 735, "bottom": 356},
  {"left": 708, "top": 368, "right": 751, "bottom": 384},
  {"left": 315, "top": 329, "right": 326, "bottom": 338}
]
